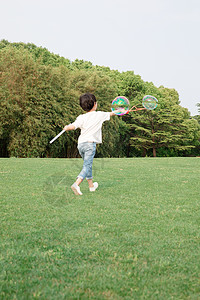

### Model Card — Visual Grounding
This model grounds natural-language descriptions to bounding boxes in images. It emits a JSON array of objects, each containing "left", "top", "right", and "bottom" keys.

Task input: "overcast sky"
[{"left": 1, "top": 0, "right": 200, "bottom": 115}]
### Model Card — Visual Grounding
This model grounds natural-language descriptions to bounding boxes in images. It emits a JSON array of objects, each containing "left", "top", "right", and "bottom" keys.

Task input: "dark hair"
[{"left": 79, "top": 93, "right": 97, "bottom": 112}]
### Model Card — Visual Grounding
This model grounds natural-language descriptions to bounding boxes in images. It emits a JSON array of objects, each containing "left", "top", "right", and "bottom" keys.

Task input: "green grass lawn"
[{"left": 0, "top": 157, "right": 200, "bottom": 299}]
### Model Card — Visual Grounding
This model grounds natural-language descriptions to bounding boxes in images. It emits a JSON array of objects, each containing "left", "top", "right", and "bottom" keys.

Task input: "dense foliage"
[{"left": 0, "top": 40, "right": 199, "bottom": 157}]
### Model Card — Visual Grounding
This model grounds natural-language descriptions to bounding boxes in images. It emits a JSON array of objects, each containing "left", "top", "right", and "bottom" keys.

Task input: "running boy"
[{"left": 63, "top": 93, "right": 116, "bottom": 195}]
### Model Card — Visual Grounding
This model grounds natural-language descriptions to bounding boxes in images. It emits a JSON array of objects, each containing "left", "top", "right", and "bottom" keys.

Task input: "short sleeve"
[
  {"left": 71, "top": 115, "right": 83, "bottom": 130},
  {"left": 98, "top": 111, "right": 110, "bottom": 122}
]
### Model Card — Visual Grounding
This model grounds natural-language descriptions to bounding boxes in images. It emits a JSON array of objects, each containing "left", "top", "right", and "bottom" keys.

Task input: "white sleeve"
[
  {"left": 98, "top": 111, "right": 110, "bottom": 122},
  {"left": 71, "top": 115, "right": 83, "bottom": 129}
]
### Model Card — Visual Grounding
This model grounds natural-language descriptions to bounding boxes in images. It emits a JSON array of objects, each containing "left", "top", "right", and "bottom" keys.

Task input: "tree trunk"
[
  {"left": 152, "top": 122, "right": 156, "bottom": 157},
  {"left": 153, "top": 146, "right": 156, "bottom": 157},
  {"left": 142, "top": 148, "right": 147, "bottom": 157}
]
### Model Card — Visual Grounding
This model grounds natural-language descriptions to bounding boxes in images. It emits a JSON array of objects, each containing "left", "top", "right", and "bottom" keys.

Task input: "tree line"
[{"left": 0, "top": 40, "right": 199, "bottom": 158}]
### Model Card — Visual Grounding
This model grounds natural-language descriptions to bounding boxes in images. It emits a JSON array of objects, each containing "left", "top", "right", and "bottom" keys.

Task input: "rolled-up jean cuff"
[
  {"left": 77, "top": 175, "right": 84, "bottom": 180},
  {"left": 86, "top": 176, "right": 93, "bottom": 180}
]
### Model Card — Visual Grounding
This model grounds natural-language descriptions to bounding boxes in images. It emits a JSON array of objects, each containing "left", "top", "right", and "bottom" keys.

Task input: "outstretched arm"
[
  {"left": 110, "top": 108, "right": 128, "bottom": 116},
  {"left": 110, "top": 111, "right": 117, "bottom": 117},
  {"left": 63, "top": 124, "right": 75, "bottom": 131}
]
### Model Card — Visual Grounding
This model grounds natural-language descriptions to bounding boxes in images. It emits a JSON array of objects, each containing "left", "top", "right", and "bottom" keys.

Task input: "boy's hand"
[
  {"left": 110, "top": 108, "right": 128, "bottom": 116},
  {"left": 64, "top": 125, "right": 69, "bottom": 131},
  {"left": 64, "top": 124, "right": 75, "bottom": 131}
]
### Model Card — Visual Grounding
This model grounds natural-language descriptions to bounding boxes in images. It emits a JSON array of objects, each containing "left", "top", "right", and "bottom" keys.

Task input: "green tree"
[
  {"left": 0, "top": 46, "right": 68, "bottom": 157},
  {"left": 130, "top": 87, "right": 198, "bottom": 157},
  {"left": 0, "top": 39, "right": 72, "bottom": 68},
  {"left": 1, "top": 40, "right": 198, "bottom": 158},
  {"left": 0, "top": 46, "right": 121, "bottom": 158},
  {"left": 193, "top": 103, "right": 200, "bottom": 124}
]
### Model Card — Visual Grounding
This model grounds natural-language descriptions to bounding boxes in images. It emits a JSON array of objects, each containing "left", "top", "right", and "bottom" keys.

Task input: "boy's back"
[
  {"left": 72, "top": 111, "right": 110, "bottom": 144},
  {"left": 63, "top": 93, "right": 116, "bottom": 195}
]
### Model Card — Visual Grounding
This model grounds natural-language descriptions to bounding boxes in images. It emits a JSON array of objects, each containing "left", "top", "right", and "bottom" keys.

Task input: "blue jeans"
[{"left": 77, "top": 142, "right": 96, "bottom": 180}]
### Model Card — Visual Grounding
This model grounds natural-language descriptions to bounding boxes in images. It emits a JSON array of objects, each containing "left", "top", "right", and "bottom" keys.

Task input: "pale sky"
[{"left": 1, "top": 0, "right": 200, "bottom": 115}]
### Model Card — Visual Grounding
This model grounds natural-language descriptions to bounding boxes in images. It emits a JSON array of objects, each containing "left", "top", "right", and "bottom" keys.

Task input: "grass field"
[{"left": 0, "top": 157, "right": 200, "bottom": 299}]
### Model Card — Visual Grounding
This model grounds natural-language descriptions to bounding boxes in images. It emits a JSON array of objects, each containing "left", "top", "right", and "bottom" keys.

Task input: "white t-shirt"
[{"left": 72, "top": 111, "right": 110, "bottom": 144}]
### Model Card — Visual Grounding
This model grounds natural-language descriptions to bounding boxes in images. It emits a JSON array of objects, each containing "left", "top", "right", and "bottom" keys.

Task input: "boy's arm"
[
  {"left": 63, "top": 124, "right": 75, "bottom": 131},
  {"left": 110, "top": 108, "right": 127, "bottom": 116}
]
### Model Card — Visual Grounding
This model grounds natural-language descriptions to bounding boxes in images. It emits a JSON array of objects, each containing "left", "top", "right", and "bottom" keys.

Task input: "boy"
[{"left": 64, "top": 93, "right": 116, "bottom": 195}]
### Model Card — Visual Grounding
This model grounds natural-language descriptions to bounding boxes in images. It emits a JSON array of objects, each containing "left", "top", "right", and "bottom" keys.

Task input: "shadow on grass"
[
  {"left": 42, "top": 158, "right": 105, "bottom": 207},
  {"left": 43, "top": 171, "right": 75, "bottom": 206}
]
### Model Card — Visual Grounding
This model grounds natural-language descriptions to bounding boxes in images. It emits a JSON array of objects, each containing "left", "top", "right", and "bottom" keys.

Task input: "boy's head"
[{"left": 79, "top": 93, "right": 97, "bottom": 112}]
